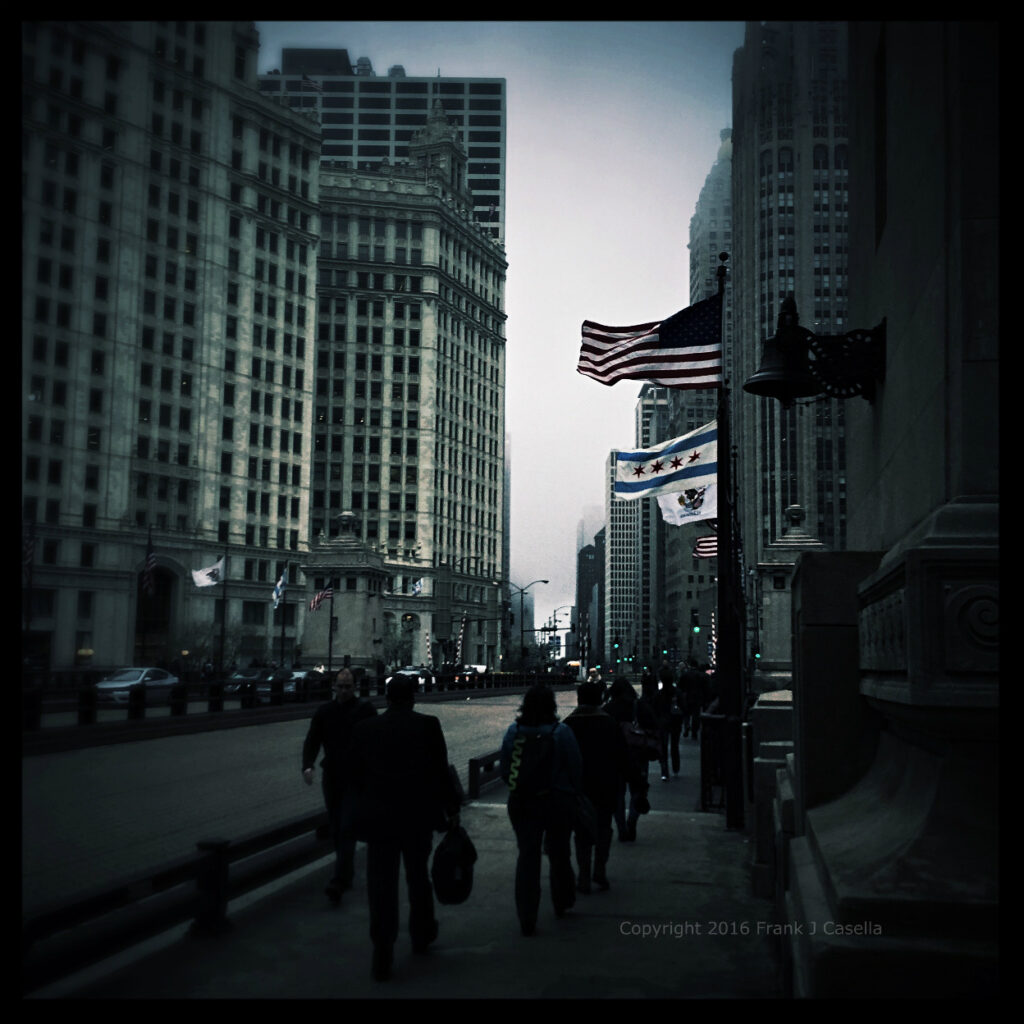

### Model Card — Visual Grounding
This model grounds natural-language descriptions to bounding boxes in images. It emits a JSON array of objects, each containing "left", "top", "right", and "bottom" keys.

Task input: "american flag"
[
  {"left": 577, "top": 292, "right": 722, "bottom": 389},
  {"left": 693, "top": 536, "right": 718, "bottom": 559},
  {"left": 309, "top": 588, "right": 333, "bottom": 612},
  {"left": 301, "top": 74, "right": 323, "bottom": 92},
  {"left": 142, "top": 528, "right": 156, "bottom": 596}
]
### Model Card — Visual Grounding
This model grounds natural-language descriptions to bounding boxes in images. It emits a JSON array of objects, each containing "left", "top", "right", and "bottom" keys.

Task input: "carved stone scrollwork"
[{"left": 943, "top": 583, "right": 999, "bottom": 673}]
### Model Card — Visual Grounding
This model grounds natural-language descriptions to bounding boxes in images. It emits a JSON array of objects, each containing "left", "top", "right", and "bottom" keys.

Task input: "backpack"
[{"left": 507, "top": 724, "right": 556, "bottom": 798}]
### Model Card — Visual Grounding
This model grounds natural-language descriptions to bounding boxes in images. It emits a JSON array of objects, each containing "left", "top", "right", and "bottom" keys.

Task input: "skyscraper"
[
  {"left": 22, "top": 21, "right": 321, "bottom": 671},
  {"left": 309, "top": 100, "right": 507, "bottom": 670},
  {"left": 663, "top": 127, "right": 732, "bottom": 666},
  {"left": 604, "top": 452, "right": 638, "bottom": 671},
  {"left": 730, "top": 21, "right": 850, "bottom": 672},
  {"left": 257, "top": 48, "right": 505, "bottom": 241}
]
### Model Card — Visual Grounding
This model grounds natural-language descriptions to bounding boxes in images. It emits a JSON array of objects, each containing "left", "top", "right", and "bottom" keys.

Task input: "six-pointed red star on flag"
[
  {"left": 651, "top": 460, "right": 664, "bottom": 473},
  {"left": 670, "top": 456, "right": 683, "bottom": 469},
  {"left": 688, "top": 450, "right": 701, "bottom": 463},
  {"left": 633, "top": 465, "right": 645, "bottom": 477}
]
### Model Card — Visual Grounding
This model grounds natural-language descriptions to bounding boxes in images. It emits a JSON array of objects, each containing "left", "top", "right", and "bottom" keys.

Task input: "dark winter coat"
[
  {"left": 301, "top": 696, "right": 377, "bottom": 781},
  {"left": 564, "top": 705, "right": 643, "bottom": 811},
  {"left": 348, "top": 706, "right": 460, "bottom": 842}
]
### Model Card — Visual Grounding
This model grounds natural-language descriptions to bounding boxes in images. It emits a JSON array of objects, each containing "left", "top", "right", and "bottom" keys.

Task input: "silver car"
[{"left": 94, "top": 667, "right": 179, "bottom": 705}]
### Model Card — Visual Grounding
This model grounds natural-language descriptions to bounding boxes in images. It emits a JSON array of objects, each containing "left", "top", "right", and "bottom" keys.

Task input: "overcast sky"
[{"left": 254, "top": 20, "right": 745, "bottom": 631}]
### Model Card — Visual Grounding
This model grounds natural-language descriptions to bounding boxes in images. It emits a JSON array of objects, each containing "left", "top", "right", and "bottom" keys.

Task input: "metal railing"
[
  {"left": 22, "top": 808, "right": 330, "bottom": 995},
  {"left": 22, "top": 742, "right": 511, "bottom": 995}
]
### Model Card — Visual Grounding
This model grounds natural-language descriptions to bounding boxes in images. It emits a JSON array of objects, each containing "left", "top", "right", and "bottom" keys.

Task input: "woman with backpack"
[{"left": 500, "top": 683, "right": 582, "bottom": 936}]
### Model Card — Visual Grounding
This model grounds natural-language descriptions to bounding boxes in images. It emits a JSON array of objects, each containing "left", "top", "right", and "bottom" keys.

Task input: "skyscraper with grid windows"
[
  {"left": 22, "top": 21, "right": 321, "bottom": 671},
  {"left": 257, "top": 48, "right": 505, "bottom": 242}
]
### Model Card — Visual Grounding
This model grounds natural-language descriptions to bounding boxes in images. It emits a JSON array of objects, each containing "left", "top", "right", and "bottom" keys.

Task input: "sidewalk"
[{"left": 34, "top": 737, "right": 783, "bottom": 1000}]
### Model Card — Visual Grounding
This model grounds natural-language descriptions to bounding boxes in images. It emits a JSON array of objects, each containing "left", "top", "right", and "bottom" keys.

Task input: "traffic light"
[{"left": 691, "top": 609, "right": 700, "bottom": 634}]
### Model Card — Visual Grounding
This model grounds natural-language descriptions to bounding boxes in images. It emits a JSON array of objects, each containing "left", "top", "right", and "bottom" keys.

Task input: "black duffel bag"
[{"left": 431, "top": 824, "right": 478, "bottom": 905}]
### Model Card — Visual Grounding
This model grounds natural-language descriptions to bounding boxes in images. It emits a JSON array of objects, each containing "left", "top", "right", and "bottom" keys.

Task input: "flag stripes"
[
  {"left": 577, "top": 293, "right": 723, "bottom": 389},
  {"left": 309, "top": 588, "right": 333, "bottom": 612},
  {"left": 693, "top": 536, "right": 718, "bottom": 559}
]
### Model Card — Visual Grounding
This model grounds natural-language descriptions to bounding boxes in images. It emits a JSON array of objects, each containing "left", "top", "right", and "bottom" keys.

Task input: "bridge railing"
[
  {"left": 21, "top": 743, "right": 513, "bottom": 995},
  {"left": 22, "top": 807, "right": 332, "bottom": 995}
]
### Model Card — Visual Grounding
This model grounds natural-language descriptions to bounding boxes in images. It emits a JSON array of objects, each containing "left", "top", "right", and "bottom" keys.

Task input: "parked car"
[
  {"left": 223, "top": 669, "right": 262, "bottom": 695},
  {"left": 94, "top": 667, "right": 180, "bottom": 705},
  {"left": 255, "top": 668, "right": 298, "bottom": 703},
  {"left": 385, "top": 666, "right": 434, "bottom": 691}
]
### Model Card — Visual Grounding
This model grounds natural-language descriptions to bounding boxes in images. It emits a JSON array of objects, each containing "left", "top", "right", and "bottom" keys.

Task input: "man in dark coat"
[
  {"left": 604, "top": 677, "right": 658, "bottom": 841},
  {"left": 564, "top": 681, "right": 646, "bottom": 893},
  {"left": 349, "top": 674, "right": 460, "bottom": 982},
  {"left": 680, "top": 660, "right": 709, "bottom": 739},
  {"left": 302, "top": 668, "right": 377, "bottom": 905}
]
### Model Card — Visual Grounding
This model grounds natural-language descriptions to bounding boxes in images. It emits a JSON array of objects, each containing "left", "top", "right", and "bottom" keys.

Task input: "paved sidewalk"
[{"left": 33, "top": 728, "right": 782, "bottom": 1001}]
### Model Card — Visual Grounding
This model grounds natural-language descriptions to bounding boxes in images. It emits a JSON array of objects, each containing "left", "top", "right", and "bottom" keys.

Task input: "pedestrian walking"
[
  {"left": 680, "top": 660, "right": 708, "bottom": 739},
  {"left": 604, "top": 677, "right": 657, "bottom": 841},
  {"left": 500, "top": 683, "right": 582, "bottom": 935},
  {"left": 564, "top": 681, "right": 647, "bottom": 894},
  {"left": 657, "top": 659, "right": 686, "bottom": 775},
  {"left": 348, "top": 674, "right": 461, "bottom": 982},
  {"left": 302, "top": 668, "right": 377, "bottom": 905}
]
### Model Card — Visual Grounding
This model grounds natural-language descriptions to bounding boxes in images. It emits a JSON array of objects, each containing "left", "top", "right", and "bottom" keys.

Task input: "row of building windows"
[{"left": 261, "top": 77, "right": 502, "bottom": 96}]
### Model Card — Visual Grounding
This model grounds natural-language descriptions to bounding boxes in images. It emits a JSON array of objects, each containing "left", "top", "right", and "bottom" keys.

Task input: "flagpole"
[
  {"left": 219, "top": 556, "right": 227, "bottom": 677},
  {"left": 327, "top": 587, "right": 335, "bottom": 675},
  {"left": 278, "top": 565, "right": 287, "bottom": 667},
  {"left": 715, "top": 254, "right": 745, "bottom": 830}
]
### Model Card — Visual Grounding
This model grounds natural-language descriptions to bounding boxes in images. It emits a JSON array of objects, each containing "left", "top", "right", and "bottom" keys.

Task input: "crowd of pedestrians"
[{"left": 300, "top": 661, "right": 711, "bottom": 982}]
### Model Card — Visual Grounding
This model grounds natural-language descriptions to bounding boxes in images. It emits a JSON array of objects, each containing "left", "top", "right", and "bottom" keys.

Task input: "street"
[{"left": 22, "top": 691, "right": 547, "bottom": 918}]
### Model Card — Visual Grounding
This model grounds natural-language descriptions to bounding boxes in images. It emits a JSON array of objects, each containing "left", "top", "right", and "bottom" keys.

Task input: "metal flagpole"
[
  {"left": 218, "top": 556, "right": 227, "bottom": 677},
  {"left": 278, "top": 565, "right": 287, "bottom": 667},
  {"left": 327, "top": 587, "right": 335, "bottom": 674},
  {"left": 715, "top": 254, "right": 745, "bottom": 830}
]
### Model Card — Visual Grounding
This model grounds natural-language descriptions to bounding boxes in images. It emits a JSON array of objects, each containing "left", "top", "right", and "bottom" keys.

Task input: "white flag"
[
  {"left": 614, "top": 420, "right": 717, "bottom": 501},
  {"left": 192, "top": 556, "right": 225, "bottom": 587},
  {"left": 657, "top": 482, "right": 718, "bottom": 526}
]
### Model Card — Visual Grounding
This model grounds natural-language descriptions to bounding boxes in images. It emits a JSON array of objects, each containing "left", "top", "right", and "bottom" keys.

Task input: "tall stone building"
[
  {"left": 257, "top": 48, "right": 505, "bottom": 242},
  {"left": 664, "top": 127, "right": 733, "bottom": 668},
  {"left": 766, "top": 21, "right": 998, "bottom": 996},
  {"left": 603, "top": 453, "right": 639, "bottom": 671},
  {"left": 731, "top": 21, "right": 851, "bottom": 680},
  {"left": 308, "top": 100, "right": 507, "bottom": 671},
  {"left": 634, "top": 383, "right": 671, "bottom": 669},
  {"left": 22, "top": 21, "right": 321, "bottom": 672}
]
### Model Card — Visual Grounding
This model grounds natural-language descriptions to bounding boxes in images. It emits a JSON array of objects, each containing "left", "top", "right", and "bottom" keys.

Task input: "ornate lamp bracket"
[{"left": 807, "top": 319, "right": 887, "bottom": 402}]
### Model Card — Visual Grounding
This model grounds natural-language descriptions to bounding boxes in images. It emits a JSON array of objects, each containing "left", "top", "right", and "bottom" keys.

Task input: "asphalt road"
[{"left": 22, "top": 690, "right": 553, "bottom": 919}]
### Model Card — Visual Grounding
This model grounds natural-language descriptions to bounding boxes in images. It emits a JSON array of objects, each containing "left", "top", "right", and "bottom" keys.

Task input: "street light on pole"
[{"left": 509, "top": 579, "right": 548, "bottom": 668}]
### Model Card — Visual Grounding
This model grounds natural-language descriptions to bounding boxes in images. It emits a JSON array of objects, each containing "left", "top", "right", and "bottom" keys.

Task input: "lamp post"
[
  {"left": 509, "top": 579, "right": 548, "bottom": 669},
  {"left": 546, "top": 604, "right": 573, "bottom": 664}
]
